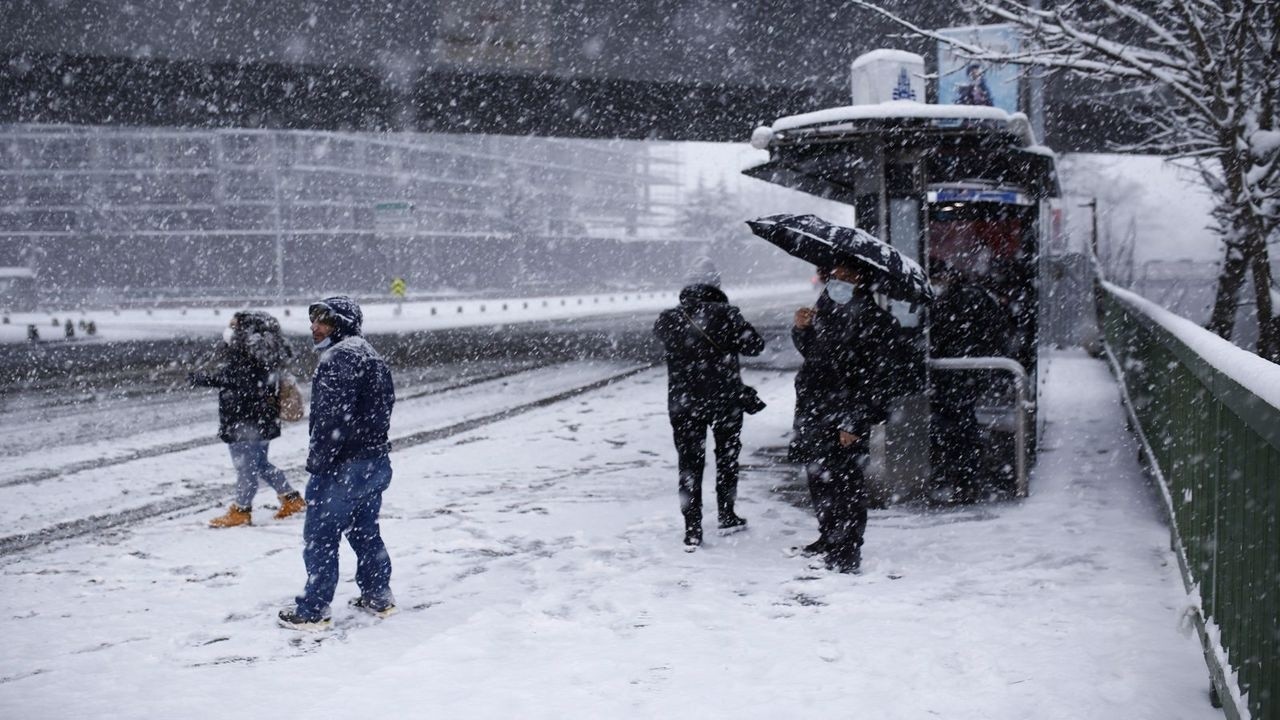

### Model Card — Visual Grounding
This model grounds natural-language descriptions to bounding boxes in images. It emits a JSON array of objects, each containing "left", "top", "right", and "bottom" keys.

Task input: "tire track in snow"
[
  {"left": 0, "top": 363, "right": 656, "bottom": 557},
  {"left": 0, "top": 360, "right": 560, "bottom": 490}
]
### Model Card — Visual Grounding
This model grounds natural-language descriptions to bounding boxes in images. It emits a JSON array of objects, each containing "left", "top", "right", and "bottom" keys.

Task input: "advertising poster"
[{"left": 936, "top": 24, "right": 1021, "bottom": 114}]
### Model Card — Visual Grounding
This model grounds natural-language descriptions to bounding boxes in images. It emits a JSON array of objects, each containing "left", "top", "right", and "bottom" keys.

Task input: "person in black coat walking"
[
  {"left": 190, "top": 310, "right": 305, "bottom": 528},
  {"left": 653, "top": 261, "right": 766, "bottom": 549},
  {"left": 791, "top": 263, "right": 906, "bottom": 572}
]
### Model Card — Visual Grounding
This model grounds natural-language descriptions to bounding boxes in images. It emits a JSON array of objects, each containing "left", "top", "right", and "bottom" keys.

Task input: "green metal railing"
[{"left": 1101, "top": 282, "right": 1279, "bottom": 720}]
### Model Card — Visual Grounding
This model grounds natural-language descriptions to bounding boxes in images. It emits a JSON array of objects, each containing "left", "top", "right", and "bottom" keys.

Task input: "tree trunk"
[
  {"left": 1207, "top": 243, "right": 1248, "bottom": 340},
  {"left": 1248, "top": 238, "right": 1279, "bottom": 362},
  {"left": 1207, "top": 140, "right": 1267, "bottom": 344}
]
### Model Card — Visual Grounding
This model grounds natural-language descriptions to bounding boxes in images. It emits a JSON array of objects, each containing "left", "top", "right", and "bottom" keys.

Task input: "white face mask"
[
  {"left": 825, "top": 279, "right": 855, "bottom": 305},
  {"left": 222, "top": 326, "right": 235, "bottom": 344},
  {"left": 313, "top": 336, "right": 333, "bottom": 352}
]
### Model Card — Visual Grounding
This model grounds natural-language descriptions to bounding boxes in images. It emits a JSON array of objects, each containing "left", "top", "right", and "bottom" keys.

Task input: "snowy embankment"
[
  {"left": 0, "top": 350, "right": 1215, "bottom": 718},
  {"left": 0, "top": 283, "right": 810, "bottom": 344}
]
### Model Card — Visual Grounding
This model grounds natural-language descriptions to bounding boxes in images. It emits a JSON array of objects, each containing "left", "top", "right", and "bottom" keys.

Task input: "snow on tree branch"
[{"left": 850, "top": 0, "right": 1279, "bottom": 354}]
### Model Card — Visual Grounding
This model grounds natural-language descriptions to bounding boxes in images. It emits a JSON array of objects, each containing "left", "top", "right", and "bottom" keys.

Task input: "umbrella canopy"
[{"left": 747, "top": 213, "right": 934, "bottom": 305}]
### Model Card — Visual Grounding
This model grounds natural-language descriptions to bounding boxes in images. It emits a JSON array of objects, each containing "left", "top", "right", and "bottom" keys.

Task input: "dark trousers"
[
  {"left": 671, "top": 406, "right": 743, "bottom": 530},
  {"left": 296, "top": 456, "right": 394, "bottom": 620},
  {"left": 805, "top": 451, "right": 868, "bottom": 566},
  {"left": 931, "top": 376, "right": 983, "bottom": 490}
]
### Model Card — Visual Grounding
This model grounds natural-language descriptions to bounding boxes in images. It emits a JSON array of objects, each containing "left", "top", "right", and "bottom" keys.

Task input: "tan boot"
[
  {"left": 274, "top": 492, "right": 306, "bottom": 520},
  {"left": 209, "top": 504, "right": 252, "bottom": 528}
]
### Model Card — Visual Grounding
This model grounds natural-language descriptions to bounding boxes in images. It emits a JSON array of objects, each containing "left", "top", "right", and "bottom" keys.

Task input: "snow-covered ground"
[
  {"left": 0, "top": 361, "right": 637, "bottom": 541},
  {"left": 0, "top": 350, "right": 1216, "bottom": 719},
  {"left": 0, "top": 283, "right": 808, "bottom": 345}
]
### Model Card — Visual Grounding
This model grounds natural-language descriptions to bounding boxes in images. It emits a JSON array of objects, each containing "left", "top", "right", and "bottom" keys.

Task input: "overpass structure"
[
  {"left": 0, "top": 124, "right": 705, "bottom": 300},
  {"left": 2, "top": 0, "right": 1147, "bottom": 151}
]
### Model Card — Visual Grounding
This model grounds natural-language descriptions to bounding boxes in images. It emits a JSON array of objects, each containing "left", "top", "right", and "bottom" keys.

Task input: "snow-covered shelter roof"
[
  {"left": 849, "top": 49, "right": 927, "bottom": 71},
  {"left": 752, "top": 100, "right": 1042, "bottom": 150},
  {"left": 745, "top": 100, "right": 1059, "bottom": 202},
  {"left": 0, "top": 267, "right": 35, "bottom": 279}
]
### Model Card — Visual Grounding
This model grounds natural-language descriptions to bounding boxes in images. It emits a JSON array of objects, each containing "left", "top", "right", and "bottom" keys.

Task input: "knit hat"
[{"left": 685, "top": 256, "right": 721, "bottom": 288}]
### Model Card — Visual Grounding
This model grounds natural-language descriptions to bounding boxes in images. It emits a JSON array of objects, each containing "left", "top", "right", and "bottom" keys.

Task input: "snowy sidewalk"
[{"left": 0, "top": 350, "right": 1217, "bottom": 719}]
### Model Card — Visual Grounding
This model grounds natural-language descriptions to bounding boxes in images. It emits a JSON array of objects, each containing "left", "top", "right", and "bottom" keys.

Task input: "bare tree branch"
[{"left": 847, "top": 0, "right": 1280, "bottom": 354}]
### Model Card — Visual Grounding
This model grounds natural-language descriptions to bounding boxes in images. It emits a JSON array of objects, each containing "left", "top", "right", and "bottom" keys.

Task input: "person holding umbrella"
[
  {"left": 747, "top": 214, "right": 928, "bottom": 573},
  {"left": 789, "top": 263, "right": 907, "bottom": 572}
]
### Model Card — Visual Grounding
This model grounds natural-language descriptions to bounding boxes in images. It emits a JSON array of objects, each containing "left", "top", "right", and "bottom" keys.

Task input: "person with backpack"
[
  {"left": 190, "top": 310, "right": 305, "bottom": 528},
  {"left": 653, "top": 259, "right": 766, "bottom": 550}
]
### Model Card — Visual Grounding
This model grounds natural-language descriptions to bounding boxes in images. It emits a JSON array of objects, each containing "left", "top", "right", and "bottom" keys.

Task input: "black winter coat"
[
  {"left": 191, "top": 347, "right": 282, "bottom": 444},
  {"left": 791, "top": 290, "right": 906, "bottom": 461},
  {"left": 653, "top": 284, "right": 765, "bottom": 416},
  {"left": 930, "top": 283, "right": 1011, "bottom": 358}
]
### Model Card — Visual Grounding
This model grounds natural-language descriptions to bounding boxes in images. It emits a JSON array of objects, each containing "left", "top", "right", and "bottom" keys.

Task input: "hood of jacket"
[
  {"left": 678, "top": 283, "right": 728, "bottom": 306},
  {"left": 309, "top": 295, "right": 364, "bottom": 344},
  {"left": 231, "top": 310, "right": 291, "bottom": 369}
]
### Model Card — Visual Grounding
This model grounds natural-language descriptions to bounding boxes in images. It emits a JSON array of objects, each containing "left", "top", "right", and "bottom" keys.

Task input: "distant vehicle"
[
  {"left": 746, "top": 98, "right": 1061, "bottom": 500},
  {"left": 0, "top": 267, "right": 37, "bottom": 312}
]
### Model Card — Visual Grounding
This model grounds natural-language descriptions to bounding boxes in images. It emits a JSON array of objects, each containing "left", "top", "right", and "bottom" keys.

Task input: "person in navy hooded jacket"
[{"left": 278, "top": 295, "right": 397, "bottom": 631}]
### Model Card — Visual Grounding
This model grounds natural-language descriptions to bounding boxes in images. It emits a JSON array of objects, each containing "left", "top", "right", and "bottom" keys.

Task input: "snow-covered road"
[
  {"left": 0, "top": 359, "right": 643, "bottom": 549},
  {"left": 0, "top": 283, "right": 808, "bottom": 345},
  {"left": 0, "top": 351, "right": 1217, "bottom": 719}
]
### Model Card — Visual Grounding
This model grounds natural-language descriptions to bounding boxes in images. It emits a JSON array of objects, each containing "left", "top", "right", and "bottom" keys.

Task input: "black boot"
[
  {"left": 683, "top": 524, "right": 703, "bottom": 551},
  {"left": 824, "top": 546, "right": 862, "bottom": 574},
  {"left": 277, "top": 608, "right": 332, "bottom": 631},
  {"left": 799, "top": 538, "right": 828, "bottom": 557},
  {"left": 717, "top": 513, "right": 748, "bottom": 535}
]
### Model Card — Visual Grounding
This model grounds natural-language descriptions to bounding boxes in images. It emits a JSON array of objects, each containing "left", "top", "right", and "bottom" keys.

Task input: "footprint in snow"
[{"left": 817, "top": 640, "right": 843, "bottom": 663}]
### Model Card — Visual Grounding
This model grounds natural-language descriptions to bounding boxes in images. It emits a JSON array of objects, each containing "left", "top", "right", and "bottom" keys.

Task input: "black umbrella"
[{"left": 746, "top": 213, "right": 934, "bottom": 305}]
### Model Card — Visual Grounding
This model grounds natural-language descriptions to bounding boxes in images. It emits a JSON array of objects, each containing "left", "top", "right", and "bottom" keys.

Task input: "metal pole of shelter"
[{"left": 928, "top": 356, "right": 1032, "bottom": 497}]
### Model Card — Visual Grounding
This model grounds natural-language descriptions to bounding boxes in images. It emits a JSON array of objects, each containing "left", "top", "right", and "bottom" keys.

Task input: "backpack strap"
[{"left": 680, "top": 309, "right": 727, "bottom": 354}]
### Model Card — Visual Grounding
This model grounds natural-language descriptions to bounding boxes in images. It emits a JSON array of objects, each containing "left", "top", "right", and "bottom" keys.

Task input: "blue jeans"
[
  {"left": 228, "top": 441, "right": 293, "bottom": 508},
  {"left": 295, "top": 456, "right": 394, "bottom": 620}
]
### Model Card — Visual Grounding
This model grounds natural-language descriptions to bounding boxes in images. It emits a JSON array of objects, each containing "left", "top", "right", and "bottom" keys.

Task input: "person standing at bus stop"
[
  {"left": 928, "top": 258, "right": 1012, "bottom": 500},
  {"left": 654, "top": 258, "right": 766, "bottom": 550},
  {"left": 790, "top": 263, "right": 905, "bottom": 573},
  {"left": 278, "top": 295, "right": 397, "bottom": 631}
]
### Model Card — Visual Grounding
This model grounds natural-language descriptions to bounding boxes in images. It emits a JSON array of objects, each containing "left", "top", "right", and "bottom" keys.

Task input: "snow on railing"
[{"left": 1101, "top": 281, "right": 1277, "bottom": 720}]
